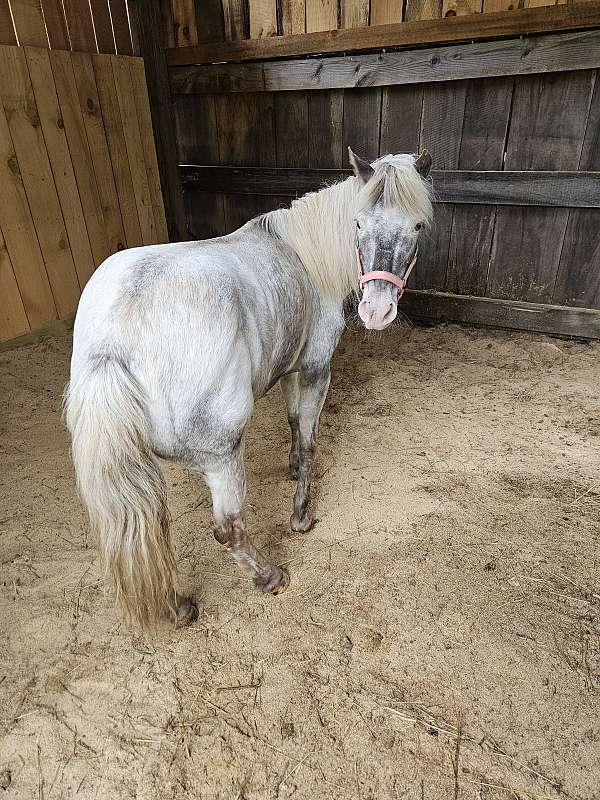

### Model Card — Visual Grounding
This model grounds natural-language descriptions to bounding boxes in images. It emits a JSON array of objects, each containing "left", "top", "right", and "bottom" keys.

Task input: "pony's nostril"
[{"left": 382, "top": 303, "right": 396, "bottom": 324}]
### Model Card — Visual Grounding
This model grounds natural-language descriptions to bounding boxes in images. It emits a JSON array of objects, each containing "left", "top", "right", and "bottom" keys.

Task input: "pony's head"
[{"left": 350, "top": 148, "right": 433, "bottom": 330}]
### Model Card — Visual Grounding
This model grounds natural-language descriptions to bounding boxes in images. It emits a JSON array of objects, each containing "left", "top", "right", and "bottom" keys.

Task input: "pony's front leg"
[
  {"left": 280, "top": 373, "right": 300, "bottom": 480},
  {"left": 291, "top": 368, "right": 331, "bottom": 533},
  {"left": 204, "top": 447, "right": 289, "bottom": 594}
]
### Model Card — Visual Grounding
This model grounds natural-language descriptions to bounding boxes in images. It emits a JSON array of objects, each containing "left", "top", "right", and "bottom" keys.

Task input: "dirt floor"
[{"left": 0, "top": 321, "right": 599, "bottom": 800}]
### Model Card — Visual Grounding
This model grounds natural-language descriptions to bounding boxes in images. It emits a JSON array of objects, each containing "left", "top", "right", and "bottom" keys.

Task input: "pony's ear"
[
  {"left": 414, "top": 150, "right": 432, "bottom": 178},
  {"left": 348, "top": 147, "right": 375, "bottom": 186}
]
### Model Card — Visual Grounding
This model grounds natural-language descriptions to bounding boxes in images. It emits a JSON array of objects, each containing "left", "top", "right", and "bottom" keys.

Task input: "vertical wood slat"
[
  {"left": 196, "top": 0, "right": 225, "bottom": 42},
  {"left": 442, "top": 0, "right": 482, "bottom": 17},
  {"left": 0, "top": 46, "right": 80, "bottom": 317},
  {"left": 41, "top": 0, "right": 69, "bottom": 49},
  {"left": 370, "top": 0, "right": 403, "bottom": 24},
  {"left": 172, "top": 0, "right": 198, "bottom": 46},
  {"left": 90, "top": 0, "right": 116, "bottom": 53},
  {"left": 10, "top": 0, "right": 48, "bottom": 47},
  {"left": 306, "top": 0, "right": 337, "bottom": 32},
  {"left": 0, "top": 0, "right": 16, "bottom": 44},
  {"left": 70, "top": 50, "right": 126, "bottom": 255},
  {"left": 281, "top": 0, "right": 306, "bottom": 33},
  {"left": 404, "top": 0, "right": 443, "bottom": 21},
  {"left": 25, "top": 46, "right": 96, "bottom": 288},
  {"left": 250, "top": 0, "right": 277, "bottom": 37},
  {"left": 110, "top": 0, "right": 134, "bottom": 54},
  {"left": 49, "top": 49, "right": 114, "bottom": 263},
  {"left": 222, "top": 0, "right": 249, "bottom": 39},
  {"left": 0, "top": 227, "right": 30, "bottom": 338},
  {"left": 487, "top": 71, "right": 594, "bottom": 303},
  {"left": 341, "top": 0, "right": 370, "bottom": 28},
  {"left": 63, "top": 0, "right": 97, "bottom": 51}
]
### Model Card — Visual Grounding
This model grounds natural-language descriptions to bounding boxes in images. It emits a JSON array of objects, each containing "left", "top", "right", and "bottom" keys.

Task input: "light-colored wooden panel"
[
  {"left": 172, "top": 0, "right": 198, "bottom": 46},
  {"left": 110, "top": 0, "right": 133, "bottom": 54},
  {"left": 0, "top": 85, "right": 55, "bottom": 327},
  {"left": 10, "top": 0, "right": 48, "bottom": 46},
  {"left": 93, "top": 53, "right": 142, "bottom": 247},
  {"left": 250, "top": 0, "right": 277, "bottom": 37},
  {"left": 341, "top": 0, "right": 370, "bottom": 27},
  {"left": 71, "top": 51, "right": 126, "bottom": 255},
  {"left": 41, "top": 0, "right": 69, "bottom": 48},
  {"left": 0, "top": 227, "right": 30, "bottom": 339},
  {"left": 370, "top": 0, "right": 403, "bottom": 23},
  {"left": 0, "top": 46, "right": 80, "bottom": 317},
  {"left": 306, "top": 0, "right": 337, "bottom": 31},
  {"left": 26, "top": 47, "right": 95, "bottom": 289},
  {"left": 222, "top": 0, "right": 248, "bottom": 40},
  {"left": 50, "top": 49, "right": 112, "bottom": 264},
  {"left": 91, "top": 0, "right": 116, "bottom": 52},
  {"left": 281, "top": 0, "right": 306, "bottom": 33},
  {"left": 130, "top": 58, "right": 168, "bottom": 242},
  {"left": 63, "top": 0, "right": 97, "bottom": 51},
  {"left": 443, "top": 0, "right": 482, "bottom": 15},
  {"left": 405, "top": 0, "right": 443, "bottom": 20},
  {"left": 111, "top": 55, "right": 156, "bottom": 243},
  {"left": 0, "top": 1, "right": 16, "bottom": 44}
]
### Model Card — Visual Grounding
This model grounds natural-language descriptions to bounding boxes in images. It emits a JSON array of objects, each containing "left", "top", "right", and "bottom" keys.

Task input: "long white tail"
[{"left": 64, "top": 354, "right": 176, "bottom": 629}]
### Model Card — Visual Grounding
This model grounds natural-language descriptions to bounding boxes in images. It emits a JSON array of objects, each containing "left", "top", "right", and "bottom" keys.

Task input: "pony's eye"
[{"left": 415, "top": 222, "right": 423, "bottom": 232}]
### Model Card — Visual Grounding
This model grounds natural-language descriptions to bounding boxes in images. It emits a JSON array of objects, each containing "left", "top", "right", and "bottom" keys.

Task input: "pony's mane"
[{"left": 262, "top": 153, "right": 433, "bottom": 302}]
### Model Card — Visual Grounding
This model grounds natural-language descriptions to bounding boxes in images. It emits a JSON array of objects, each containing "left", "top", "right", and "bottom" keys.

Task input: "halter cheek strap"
[{"left": 356, "top": 243, "right": 418, "bottom": 297}]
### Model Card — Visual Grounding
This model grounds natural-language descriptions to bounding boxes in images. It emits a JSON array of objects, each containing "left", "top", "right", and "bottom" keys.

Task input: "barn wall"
[{"left": 0, "top": 1, "right": 168, "bottom": 343}]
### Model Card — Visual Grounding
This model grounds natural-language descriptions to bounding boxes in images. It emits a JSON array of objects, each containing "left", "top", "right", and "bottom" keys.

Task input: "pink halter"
[{"left": 356, "top": 240, "right": 418, "bottom": 298}]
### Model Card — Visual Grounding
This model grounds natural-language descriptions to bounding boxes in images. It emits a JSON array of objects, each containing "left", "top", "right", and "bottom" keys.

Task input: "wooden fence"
[
  {"left": 0, "top": 2, "right": 168, "bottom": 343},
  {"left": 164, "top": 0, "right": 600, "bottom": 338}
]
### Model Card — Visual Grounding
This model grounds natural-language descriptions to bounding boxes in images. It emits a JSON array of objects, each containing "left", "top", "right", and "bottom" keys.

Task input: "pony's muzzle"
[{"left": 358, "top": 286, "right": 398, "bottom": 330}]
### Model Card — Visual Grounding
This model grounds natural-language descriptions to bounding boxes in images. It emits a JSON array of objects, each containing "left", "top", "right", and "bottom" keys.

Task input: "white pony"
[{"left": 64, "top": 149, "right": 433, "bottom": 629}]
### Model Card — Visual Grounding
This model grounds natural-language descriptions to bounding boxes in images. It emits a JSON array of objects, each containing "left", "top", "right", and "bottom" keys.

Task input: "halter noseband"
[{"left": 356, "top": 229, "right": 418, "bottom": 297}]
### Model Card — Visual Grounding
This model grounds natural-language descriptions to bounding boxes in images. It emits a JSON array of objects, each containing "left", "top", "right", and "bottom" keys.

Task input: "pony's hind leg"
[
  {"left": 280, "top": 373, "right": 300, "bottom": 480},
  {"left": 203, "top": 446, "right": 289, "bottom": 594}
]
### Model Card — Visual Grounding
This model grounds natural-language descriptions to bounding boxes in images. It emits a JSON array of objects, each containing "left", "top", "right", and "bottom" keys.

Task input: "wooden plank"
[
  {"left": 343, "top": 88, "right": 382, "bottom": 161},
  {"left": 275, "top": 91, "right": 309, "bottom": 167},
  {"left": 487, "top": 71, "right": 594, "bottom": 303},
  {"left": 405, "top": 0, "right": 443, "bottom": 20},
  {"left": 180, "top": 165, "right": 600, "bottom": 207},
  {"left": 250, "top": 0, "right": 277, "bottom": 38},
  {"left": 172, "top": 0, "right": 198, "bottom": 46},
  {"left": 130, "top": 58, "right": 169, "bottom": 242},
  {"left": 167, "top": 2, "right": 600, "bottom": 66},
  {"left": 281, "top": 0, "right": 306, "bottom": 34},
  {"left": 442, "top": 0, "right": 482, "bottom": 18},
  {"left": 0, "top": 94, "right": 55, "bottom": 328},
  {"left": 399, "top": 289, "right": 600, "bottom": 338},
  {"left": 445, "top": 76, "right": 513, "bottom": 296},
  {"left": 222, "top": 0, "right": 249, "bottom": 40},
  {"left": 379, "top": 84, "right": 423, "bottom": 155},
  {"left": 63, "top": 0, "right": 98, "bottom": 51},
  {"left": 50, "top": 49, "right": 113, "bottom": 265},
  {"left": 93, "top": 53, "right": 143, "bottom": 247},
  {"left": 170, "top": 30, "right": 600, "bottom": 94},
  {"left": 68, "top": 50, "right": 126, "bottom": 256},
  {"left": 41, "top": 0, "right": 69, "bottom": 49},
  {"left": 308, "top": 90, "right": 344, "bottom": 167},
  {"left": 0, "top": 228, "right": 30, "bottom": 340},
  {"left": 91, "top": 0, "right": 116, "bottom": 53},
  {"left": 0, "top": 46, "right": 80, "bottom": 317},
  {"left": 370, "top": 0, "right": 403, "bottom": 25},
  {"left": 110, "top": 0, "right": 134, "bottom": 54},
  {"left": 416, "top": 80, "right": 466, "bottom": 291},
  {"left": 306, "top": 0, "right": 337, "bottom": 32},
  {"left": 10, "top": 0, "right": 48, "bottom": 47},
  {"left": 128, "top": 0, "right": 187, "bottom": 240},
  {"left": 196, "top": 0, "right": 225, "bottom": 42},
  {"left": 0, "top": 1, "right": 16, "bottom": 45},
  {"left": 25, "top": 47, "right": 95, "bottom": 289},
  {"left": 341, "top": 0, "right": 370, "bottom": 28},
  {"left": 553, "top": 71, "right": 600, "bottom": 308}
]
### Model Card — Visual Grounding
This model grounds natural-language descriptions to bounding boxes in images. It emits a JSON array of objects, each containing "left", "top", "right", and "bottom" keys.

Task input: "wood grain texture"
[
  {"left": 63, "top": 0, "right": 98, "bottom": 51},
  {"left": 170, "top": 29, "right": 600, "bottom": 93},
  {"left": 196, "top": 0, "right": 226, "bottom": 42},
  {"left": 50, "top": 49, "right": 113, "bottom": 263},
  {"left": 281, "top": 0, "right": 307, "bottom": 33},
  {"left": 343, "top": 87, "right": 382, "bottom": 161},
  {"left": 405, "top": 0, "right": 443, "bottom": 21},
  {"left": 41, "top": 0, "right": 69, "bottom": 49},
  {"left": 91, "top": 0, "right": 116, "bottom": 53},
  {"left": 341, "top": 0, "right": 370, "bottom": 28},
  {"left": 0, "top": 227, "right": 30, "bottom": 338},
  {"left": 308, "top": 90, "right": 344, "bottom": 167},
  {"left": 10, "top": 0, "right": 48, "bottom": 47},
  {"left": 399, "top": 289, "right": 600, "bottom": 338},
  {"left": 250, "top": 0, "right": 277, "bottom": 37},
  {"left": 25, "top": 47, "right": 95, "bottom": 288},
  {"left": 445, "top": 76, "right": 513, "bottom": 296},
  {"left": 275, "top": 91, "right": 309, "bottom": 166},
  {"left": 306, "top": 0, "right": 337, "bottom": 31},
  {"left": 442, "top": 0, "right": 482, "bottom": 18},
  {"left": 222, "top": 0, "right": 250, "bottom": 39},
  {"left": 370, "top": 0, "right": 403, "bottom": 24},
  {"left": 172, "top": 0, "right": 198, "bottom": 46},
  {"left": 110, "top": 0, "right": 134, "bottom": 54},
  {"left": 487, "top": 70, "right": 594, "bottom": 303},
  {"left": 0, "top": 1, "right": 16, "bottom": 45},
  {"left": 0, "top": 46, "right": 80, "bottom": 317},
  {"left": 380, "top": 84, "right": 423, "bottom": 154}
]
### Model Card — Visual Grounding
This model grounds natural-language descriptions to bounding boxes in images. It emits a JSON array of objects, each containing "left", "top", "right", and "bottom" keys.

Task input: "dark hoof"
[
  {"left": 255, "top": 567, "right": 290, "bottom": 595},
  {"left": 175, "top": 595, "right": 199, "bottom": 628},
  {"left": 291, "top": 513, "right": 316, "bottom": 533}
]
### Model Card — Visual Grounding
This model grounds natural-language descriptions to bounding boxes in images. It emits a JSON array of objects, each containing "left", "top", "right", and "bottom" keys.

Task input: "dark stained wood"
[
  {"left": 41, "top": 0, "right": 70, "bottom": 49},
  {"left": 399, "top": 289, "right": 600, "bottom": 339},
  {"left": 128, "top": 0, "right": 187, "bottom": 240},
  {"left": 166, "top": 2, "right": 600, "bottom": 66},
  {"left": 275, "top": 91, "right": 309, "bottom": 167},
  {"left": 196, "top": 0, "right": 226, "bottom": 42},
  {"left": 221, "top": 193, "right": 289, "bottom": 231},
  {"left": 110, "top": 0, "right": 134, "bottom": 54},
  {"left": 554, "top": 71, "right": 600, "bottom": 309},
  {"left": 487, "top": 71, "right": 595, "bottom": 304},
  {"left": 180, "top": 165, "right": 600, "bottom": 208},
  {"left": 63, "top": 0, "right": 98, "bottom": 51},
  {"left": 445, "top": 76, "right": 513, "bottom": 296},
  {"left": 343, "top": 88, "right": 382, "bottom": 161},
  {"left": 415, "top": 80, "right": 466, "bottom": 291},
  {"left": 170, "top": 29, "right": 600, "bottom": 94},
  {"left": 379, "top": 85, "right": 423, "bottom": 155},
  {"left": 308, "top": 90, "right": 344, "bottom": 168},
  {"left": 91, "top": 0, "right": 116, "bottom": 53}
]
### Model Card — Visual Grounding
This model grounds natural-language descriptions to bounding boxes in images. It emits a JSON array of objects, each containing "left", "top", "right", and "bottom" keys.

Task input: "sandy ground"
[{"left": 0, "top": 322, "right": 599, "bottom": 800}]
